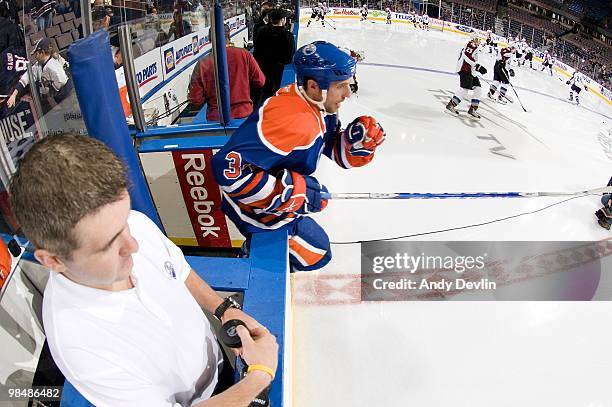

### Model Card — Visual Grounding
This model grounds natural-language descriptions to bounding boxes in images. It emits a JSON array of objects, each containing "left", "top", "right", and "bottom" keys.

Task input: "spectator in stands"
[
  {"left": 252, "top": 1, "right": 272, "bottom": 44},
  {"left": 105, "top": 5, "right": 120, "bottom": 25},
  {"left": 167, "top": 4, "right": 192, "bottom": 40},
  {"left": 91, "top": 6, "right": 122, "bottom": 67},
  {"left": 9, "top": 134, "right": 279, "bottom": 407},
  {"left": 31, "top": 0, "right": 56, "bottom": 31},
  {"left": 188, "top": 23, "right": 265, "bottom": 121},
  {"left": 253, "top": 8, "right": 295, "bottom": 105},
  {"left": 0, "top": 0, "right": 19, "bottom": 23},
  {"left": 55, "top": 0, "right": 71, "bottom": 14},
  {"left": 92, "top": 5, "right": 110, "bottom": 31},
  {"left": 7, "top": 38, "right": 72, "bottom": 110},
  {"left": 0, "top": 1, "right": 25, "bottom": 55},
  {"left": 70, "top": 0, "right": 80, "bottom": 17}
]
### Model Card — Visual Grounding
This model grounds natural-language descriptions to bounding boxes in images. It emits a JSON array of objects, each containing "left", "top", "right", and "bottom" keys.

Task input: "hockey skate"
[
  {"left": 487, "top": 92, "right": 496, "bottom": 101},
  {"left": 595, "top": 206, "right": 611, "bottom": 230},
  {"left": 467, "top": 105, "right": 481, "bottom": 119},
  {"left": 445, "top": 100, "right": 459, "bottom": 116},
  {"left": 497, "top": 96, "right": 507, "bottom": 105}
]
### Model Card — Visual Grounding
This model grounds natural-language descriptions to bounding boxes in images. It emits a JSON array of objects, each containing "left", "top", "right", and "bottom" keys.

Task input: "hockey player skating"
[
  {"left": 541, "top": 52, "right": 554, "bottom": 76},
  {"left": 595, "top": 176, "right": 612, "bottom": 229},
  {"left": 348, "top": 49, "right": 365, "bottom": 93},
  {"left": 514, "top": 41, "right": 523, "bottom": 67},
  {"left": 414, "top": 13, "right": 423, "bottom": 29},
  {"left": 488, "top": 45, "right": 515, "bottom": 104},
  {"left": 485, "top": 30, "right": 495, "bottom": 54},
  {"left": 522, "top": 45, "right": 534, "bottom": 69},
  {"left": 567, "top": 71, "right": 587, "bottom": 105},
  {"left": 339, "top": 47, "right": 365, "bottom": 93},
  {"left": 360, "top": 4, "right": 368, "bottom": 21},
  {"left": 212, "top": 41, "right": 385, "bottom": 271},
  {"left": 385, "top": 7, "right": 392, "bottom": 24},
  {"left": 306, "top": 3, "right": 324, "bottom": 27},
  {"left": 422, "top": 13, "right": 429, "bottom": 30},
  {"left": 446, "top": 37, "right": 487, "bottom": 119}
]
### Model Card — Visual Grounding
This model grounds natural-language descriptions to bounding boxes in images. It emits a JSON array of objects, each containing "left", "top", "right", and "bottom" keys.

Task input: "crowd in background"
[
  {"left": 304, "top": 0, "right": 612, "bottom": 86},
  {"left": 4, "top": 0, "right": 612, "bottom": 100}
]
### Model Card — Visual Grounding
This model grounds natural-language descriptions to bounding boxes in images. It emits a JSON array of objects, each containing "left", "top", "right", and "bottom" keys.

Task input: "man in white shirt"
[{"left": 9, "top": 134, "right": 278, "bottom": 406}]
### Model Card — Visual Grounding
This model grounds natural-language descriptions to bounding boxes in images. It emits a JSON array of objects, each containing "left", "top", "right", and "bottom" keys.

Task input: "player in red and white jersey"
[
  {"left": 487, "top": 45, "right": 515, "bottom": 104},
  {"left": 445, "top": 37, "right": 487, "bottom": 119}
]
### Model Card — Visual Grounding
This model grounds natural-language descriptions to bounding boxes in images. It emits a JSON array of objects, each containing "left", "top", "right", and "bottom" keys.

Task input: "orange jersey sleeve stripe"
[{"left": 228, "top": 171, "right": 264, "bottom": 198}]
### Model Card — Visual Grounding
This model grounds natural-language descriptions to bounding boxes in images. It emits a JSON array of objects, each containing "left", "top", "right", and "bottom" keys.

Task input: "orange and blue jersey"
[
  {"left": 212, "top": 83, "right": 374, "bottom": 234},
  {"left": 212, "top": 83, "right": 379, "bottom": 270}
]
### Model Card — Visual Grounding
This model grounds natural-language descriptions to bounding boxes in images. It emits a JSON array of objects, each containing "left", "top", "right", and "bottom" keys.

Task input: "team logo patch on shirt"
[{"left": 164, "top": 261, "right": 176, "bottom": 279}]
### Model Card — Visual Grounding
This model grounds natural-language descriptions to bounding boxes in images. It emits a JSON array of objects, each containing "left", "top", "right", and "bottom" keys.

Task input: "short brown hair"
[{"left": 9, "top": 134, "right": 129, "bottom": 259}]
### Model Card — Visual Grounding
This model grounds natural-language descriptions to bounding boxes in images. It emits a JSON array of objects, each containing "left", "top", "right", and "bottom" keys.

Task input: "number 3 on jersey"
[{"left": 223, "top": 152, "right": 242, "bottom": 179}]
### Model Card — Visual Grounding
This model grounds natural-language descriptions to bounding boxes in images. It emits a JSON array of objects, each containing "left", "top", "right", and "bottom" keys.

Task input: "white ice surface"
[{"left": 291, "top": 19, "right": 612, "bottom": 407}]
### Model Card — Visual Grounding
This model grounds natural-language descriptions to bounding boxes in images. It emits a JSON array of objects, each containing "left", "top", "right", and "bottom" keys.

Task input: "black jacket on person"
[
  {"left": 253, "top": 24, "right": 295, "bottom": 103},
  {"left": 0, "top": 16, "right": 25, "bottom": 56},
  {"left": 252, "top": 10, "right": 269, "bottom": 45}
]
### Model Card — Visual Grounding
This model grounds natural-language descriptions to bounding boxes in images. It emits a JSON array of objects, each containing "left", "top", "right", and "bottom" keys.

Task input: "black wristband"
[{"left": 214, "top": 295, "right": 241, "bottom": 320}]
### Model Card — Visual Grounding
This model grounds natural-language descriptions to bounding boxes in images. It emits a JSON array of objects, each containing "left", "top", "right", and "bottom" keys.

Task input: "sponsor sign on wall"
[{"left": 114, "top": 14, "right": 246, "bottom": 116}]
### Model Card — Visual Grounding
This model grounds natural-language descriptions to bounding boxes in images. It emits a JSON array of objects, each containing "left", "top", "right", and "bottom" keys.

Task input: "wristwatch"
[{"left": 214, "top": 295, "right": 241, "bottom": 320}]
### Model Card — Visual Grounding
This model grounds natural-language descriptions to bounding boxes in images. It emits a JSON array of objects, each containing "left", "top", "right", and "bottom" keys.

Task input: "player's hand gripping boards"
[{"left": 344, "top": 116, "right": 386, "bottom": 156}]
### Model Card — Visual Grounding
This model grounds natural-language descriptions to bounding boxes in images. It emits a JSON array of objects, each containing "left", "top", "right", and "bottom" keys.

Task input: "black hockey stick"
[
  {"left": 475, "top": 73, "right": 514, "bottom": 104},
  {"left": 322, "top": 19, "right": 336, "bottom": 30},
  {"left": 507, "top": 81, "right": 527, "bottom": 112},
  {"left": 324, "top": 17, "right": 337, "bottom": 29},
  {"left": 501, "top": 67, "right": 528, "bottom": 112}
]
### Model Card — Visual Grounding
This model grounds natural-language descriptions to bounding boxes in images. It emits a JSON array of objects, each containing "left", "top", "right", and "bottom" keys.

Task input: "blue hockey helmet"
[{"left": 294, "top": 41, "right": 357, "bottom": 90}]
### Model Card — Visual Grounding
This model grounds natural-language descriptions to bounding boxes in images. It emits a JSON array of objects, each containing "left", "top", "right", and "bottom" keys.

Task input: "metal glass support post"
[
  {"left": 118, "top": 24, "right": 147, "bottom": 132},
  {"left": 80, "top": 0, "right": 92, "bottom": 36},
  {"left": 26, "top": 65, "right": 48, "bottom": 138}
]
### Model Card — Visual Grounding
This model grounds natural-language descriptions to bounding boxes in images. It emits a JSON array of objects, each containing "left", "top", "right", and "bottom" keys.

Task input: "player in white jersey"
[
  {"left": 422, "top": 13, "right": 429, "bottom": 30},
  {"left": 513, "top": 40, "right": 523, "bottom": 66},
  {"left": 486, "top": 30, "right": 498, "bottom": 54},
  {"left": 540, "top": 52, "right": 554, "bottom": 76},
  {"left": 321, "top": 1, "right": 328, "bottom": 15},
  {"left": 415, "top": 13, "right": 424, "bottom": 29},
  {"left": 522, "top": 44, "right": 534, "bottom": 68},
  {"left": 307, "top": 3, "right": 324, "bottom": 27},
  {"left": 360, "top": 4, "right": 368, "bottom": 21},
  {"left": 385, "top": 7, "right": 392, "bottom": 24},
  {"left": 567, "top": 71, "right": 586, "bottom": 105}
]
